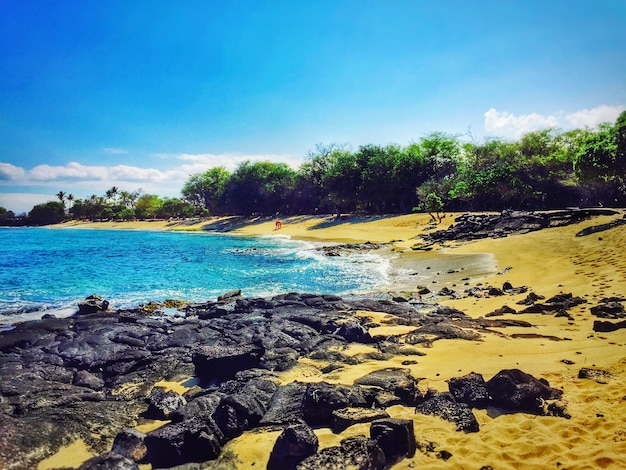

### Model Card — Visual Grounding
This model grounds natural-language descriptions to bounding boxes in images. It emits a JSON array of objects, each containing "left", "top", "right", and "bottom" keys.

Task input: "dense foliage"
[
  {"left": 12, "top": 112, "right": 626, "bottom": 225},
  {"left": 180, "top": 112, "right": 626, "bottom": 216}
]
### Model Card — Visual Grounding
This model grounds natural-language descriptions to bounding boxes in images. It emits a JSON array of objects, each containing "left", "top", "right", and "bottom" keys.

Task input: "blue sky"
[{"left": 1, "top": 0, "right": 625, "bottom": 213}]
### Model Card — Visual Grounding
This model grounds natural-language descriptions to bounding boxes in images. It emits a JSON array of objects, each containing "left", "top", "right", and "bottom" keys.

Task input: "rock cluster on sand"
[
  {"left": 0, "top": 292, "right": 571, "bottom": 469},
  {"left": 422, "top": 209, "right": 619, "bottom": 242}
]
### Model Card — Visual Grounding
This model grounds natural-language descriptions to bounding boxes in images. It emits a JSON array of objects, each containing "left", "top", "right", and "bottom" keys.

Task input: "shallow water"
[{"left": 0, "top": 227, "right": 390, "bottom": 323}]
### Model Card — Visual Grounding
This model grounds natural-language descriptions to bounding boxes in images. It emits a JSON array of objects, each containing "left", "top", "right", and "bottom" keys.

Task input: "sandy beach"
[{"left": 40, "top": 211, "right": 626, "bottom": 469}]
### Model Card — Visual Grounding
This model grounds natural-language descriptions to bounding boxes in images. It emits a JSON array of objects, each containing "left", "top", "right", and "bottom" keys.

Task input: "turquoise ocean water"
[{"left": 0, "top": 227, "right": 390, "bottom": 324}]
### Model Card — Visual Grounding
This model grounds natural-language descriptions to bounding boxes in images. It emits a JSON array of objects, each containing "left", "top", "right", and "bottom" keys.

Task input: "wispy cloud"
[
  {"left": 102, "top": 147, "right": 129, "bottom": 155},
  {"left": 484, "top": 104, "right": 625, "bottom": 139},
  {"left": 484, "top": 109, "right": 559, "bottom": 139},
  {"left": 565, "top": 105, "right": 625, "bottom": 128}
]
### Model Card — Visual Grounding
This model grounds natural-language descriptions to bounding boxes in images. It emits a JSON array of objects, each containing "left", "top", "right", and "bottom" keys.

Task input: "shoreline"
[{"left": 8, "top": 210, "right": 626, "bottom": 469}]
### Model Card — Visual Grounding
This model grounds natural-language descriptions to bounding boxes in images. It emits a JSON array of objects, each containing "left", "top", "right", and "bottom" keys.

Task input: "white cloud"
[
  {"left": 103, "top": 147, "right": 129, "bottom": 154},
  {"left": 484, "top": 108, "right": 559, "bottom": 139},
  {"left": 565, "top": 104, "right": 625, "bottom": 128},
  {"left": 0, "top": 163, "right": 26, "bottom": 180},
  {"left": 0, "top": 192, "right": 56, "bottom": 215},
  {"left": 484, "top": 104, "right": 625, "bottom": 139}
]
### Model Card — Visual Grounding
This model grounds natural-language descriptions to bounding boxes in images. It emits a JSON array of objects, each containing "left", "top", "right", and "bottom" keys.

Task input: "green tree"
[
  {"left": 182, "top": 167, "right": 230, "bottom": 214},
  {"left": 28, "top": 201, "right": 65, "bottom": 225},
  {"left": 225, "top": 161, "right": 296, "bottom": 215},
  {"left": 56, "top": 191, "right": 67, "bottom": 208},
  {"left": 135, "top": 194, "right": 163, "bottom": 219}
]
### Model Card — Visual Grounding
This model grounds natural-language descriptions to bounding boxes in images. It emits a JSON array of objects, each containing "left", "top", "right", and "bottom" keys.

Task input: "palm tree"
[
  {"left": 56, "top": 191, "right": 66, "bottom": 208},
  {"left": 105, "top": 186, "right": 119, "bottom": 203}
]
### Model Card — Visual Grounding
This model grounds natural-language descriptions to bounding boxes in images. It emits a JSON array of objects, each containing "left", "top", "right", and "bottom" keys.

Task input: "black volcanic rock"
[
  {"left": 267, "top": 423, "right": 319, "bottom": 470},
  {"left": 486, "top": 369, "right": 562, "bottom": 413}
]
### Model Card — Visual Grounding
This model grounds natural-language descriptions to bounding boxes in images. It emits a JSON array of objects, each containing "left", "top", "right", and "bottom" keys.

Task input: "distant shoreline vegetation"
[{"left": 2, "top": 112, "right": 625, "bottom": 227}]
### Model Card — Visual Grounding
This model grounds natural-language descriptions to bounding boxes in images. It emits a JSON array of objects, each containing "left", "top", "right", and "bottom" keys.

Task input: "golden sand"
[{"left": 46, "top": 211, "right": 626, "bottom": 468}]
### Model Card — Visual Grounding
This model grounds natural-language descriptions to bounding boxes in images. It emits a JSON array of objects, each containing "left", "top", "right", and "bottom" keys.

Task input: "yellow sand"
[{"left": 45, "top": 211, "right": 626, "bottom": 469}]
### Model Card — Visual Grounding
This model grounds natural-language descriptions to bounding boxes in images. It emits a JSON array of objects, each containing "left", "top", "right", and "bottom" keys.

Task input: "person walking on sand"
[{"left": 275, "top": 220, "right": 282, "bottom": 230}]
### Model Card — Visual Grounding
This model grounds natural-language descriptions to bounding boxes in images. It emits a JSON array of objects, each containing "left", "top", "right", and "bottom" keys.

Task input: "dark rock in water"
[
  {"left": 354, "top": 368, "right": 421, "bottom": 406},
  {"left": 447, "top": 372, "right": 491, "bottom": 408},
  {"left": 144, "top": 416, "right": 225, "bottom": 467},
  {"left": 77, "top": 294, "right": 110, "bottom": 314},
  {"left": 78, "top": 451, "right": 139, "bottom": 469},
  {"left": 111, "top": 429, "right": 147, "bottom": 462},
  {"left": 302, "top": 382, "right": 349, "bottom": 426},
  {"left": 192, "top": 343, "right": 264, "bottom": 380},
  {"left": 267, "top": 423, "right": 319, "bottom": 470},
  {"left": 217, "top": 289, "right": 242, "bottom": 302},
  {"left": 486, "top": 369, "right": 562, "bottom": 413},
  {"left": 593, "top": 319, "right": 626, "bottom": 332},
  {"left": 145, "top": 387, "right": 186, "bottom": 419},
  {"left": 590, "top": 301, "right": 626, "bottom": 319},
  {"left": 370, "top": 418, "right": 416, "bottom": 463},
  {"left": 297, "top": 435, "right": 386, "bottom": 470},
  {"left": 416, "top": 394, "right": 479, "bottom": 432},
  {"left": 332, "top": 408, "right": 390, "bottom": 433},
  {"left": 578, "top": 368, "right": 612, "bottom": 384}
]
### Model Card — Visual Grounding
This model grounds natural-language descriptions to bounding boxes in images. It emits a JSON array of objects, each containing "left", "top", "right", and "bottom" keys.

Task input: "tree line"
[
  {"left": 2, "top": 111, "right": 624, "bottom": 226},
  {"left": 180, "top": 111, "right": 626, "bottom": 217}
]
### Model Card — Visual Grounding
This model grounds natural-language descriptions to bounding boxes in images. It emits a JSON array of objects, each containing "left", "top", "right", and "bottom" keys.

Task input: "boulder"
[
  {"left": 578, "top": 368, "right": 612, "bottom": 384},
  {"left": 590, "top": 302, "right": 625, "bottom": 319},
  {"left": 486, "top": 369, "right": 562, "bottom": 413},
  {"left": 192, "top": 343, "right": 264, "bottom": 380},
  {"left": 78, "top": 452, "right": 138, "bottom": 470},
  {"left": 261, "top": 382, "right": 308, "bottom": 425},
  {"left": 217, "top": 289, "right": 242, "bottom": 302},
  {"left": 593, "top": 320, "right": 626, "bottom": 332},
  {"left": 145, "top": 387, "right": 186, "bottom": 420},
  {"left": 416, "top": 394, "right": 479, "bottom": 432},
  {"left": 267, "top": 423, "right": 319, "bottom": 470},
  {"left": 354, "top": 368, "right": 421, "bottom": 405},
  {"left": 111, "top": 429, "right": 147, "bottom": 462},
  {"left": 302, "top": 382, "right": 349, "bottom": 426},
  {"left": 144, "top": 416, "right": 224, "bottom": 467},
  {"left": 332, "top": 408, "right": 390, "bottom": 433},
  {"left": 77, "top": 295, "right": 109, "bottom": 314},
  {"left": 370, "top": 418, "right": 416, "bottom": 463},
  {"left": 447, "top": 372, "right": 491, "bottom": 408},
  {"left": 297, "top": 436, "right": 386, "bottom": 470},
  {"left": 335, "top": 320, "right": 372, "bottom": 343}
]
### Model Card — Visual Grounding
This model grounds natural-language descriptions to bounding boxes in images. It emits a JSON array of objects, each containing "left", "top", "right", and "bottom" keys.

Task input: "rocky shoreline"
[{"left": 3, "top": 285, "right": 622, "bottom": 469}]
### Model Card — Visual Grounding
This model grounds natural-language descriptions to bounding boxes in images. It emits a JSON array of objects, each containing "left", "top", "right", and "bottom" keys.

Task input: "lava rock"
[
  {"left": 297, "top": 436, "right": 386, "bottom": 470},
  {"left": 78, "top": 452, "right": 139, "bottom": 470},
  {"left": 447, "top": 372, "right": 491, "bottom": 408},
  {"left": 354, "top": 368, "right": 421, "bottom": 406},
  {"left": 486, "top": 369, "right": 562, "bottom": 413},
  {"left": 192, "top": 343, "right": 264, "bottom": 380},
  {"left": 301, "top": 382, "right": 349, "bottom": 426},
  {"left": 145, "top": 387, "right": 187, "bottom": 420},
  {"left": 416, "top": 394, "right": 479, "bottom": 432},
  {"left": 267, "top": 423, "right": 319, "bottom": 470},
  {"left": 370, "top": 418, "right": 416, "bottom": 463},
  {"left": 144, "top": 416, "right": 225, "bottom": 467},
  {"left": 77, "top": 294, "right": 110, "bottom": 314},
  {"left": 111, "top": 429, "right": 147, "bottom": 462},
  {"left": 332, "top": 408, "right": 390, "bottom": 433}
]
